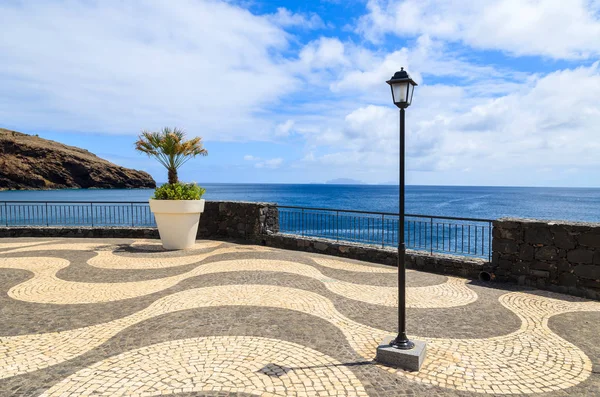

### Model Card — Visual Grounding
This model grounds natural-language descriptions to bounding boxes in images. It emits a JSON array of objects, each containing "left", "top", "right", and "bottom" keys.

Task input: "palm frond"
[{"left": 134, "top": 127, "right": 208, "bottom": 182}]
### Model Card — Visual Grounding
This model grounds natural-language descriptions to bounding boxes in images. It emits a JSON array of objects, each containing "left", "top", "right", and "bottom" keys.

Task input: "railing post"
[
  {"left": 131, "top": 203, "right": 134, "bottom": 227},
  {"left": 488, "top": 222, "right": 492, "bottom": 262},
  {"left": 381, "top": 214, "right": 385, "bottom": 248},
  {"left": 301, "top": 208, "right": 304, "bottom": 237},
  {"left": 45, "top": 202, "right": 49, "bottom": 226},
  {"left": 430, "top": 217, "right": 433, "bottom": 254},
  {"left": 4, "top": 202, "right": 8, "bottom": 227},
  {"left": 90, "top": 203, "right": 94, "bottom": 227},
  {"left": 336, "top": 211, "right": 339, "bottom": 242}
]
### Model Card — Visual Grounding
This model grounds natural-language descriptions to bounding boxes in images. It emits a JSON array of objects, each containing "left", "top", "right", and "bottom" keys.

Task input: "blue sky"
[{"left": 1, "top": 0, "right": 599, "bottom": 187}]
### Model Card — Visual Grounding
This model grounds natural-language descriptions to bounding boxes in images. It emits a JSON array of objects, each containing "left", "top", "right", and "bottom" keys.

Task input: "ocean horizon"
[{"left": 1, "top": 184, "right": 599, "bottom": 223}]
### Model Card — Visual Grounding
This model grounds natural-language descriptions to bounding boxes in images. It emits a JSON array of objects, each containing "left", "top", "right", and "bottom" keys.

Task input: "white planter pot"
[{"left": 149, "top": 199, "right": 205, "bottom": 250}]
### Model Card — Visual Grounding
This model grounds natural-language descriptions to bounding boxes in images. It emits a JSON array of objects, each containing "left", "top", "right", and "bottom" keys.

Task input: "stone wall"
[
  {"left": 263, "top": 233, "right": 485, "bottom": 279},
  {"left": 198, "top": 201, "right": 278, "bottom": 241},
  {"left": 0, "top": 201, "right": 279, "bottom": 242},
  {"left": 0, "top": 226, "right": 158, "bottom": 239},
  {"left": 490, "top": 218, "right": 600, "bottom": 299}
]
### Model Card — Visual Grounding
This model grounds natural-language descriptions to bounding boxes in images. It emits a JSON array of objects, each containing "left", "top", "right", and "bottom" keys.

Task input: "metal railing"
[
  {"left": 0, "top": 201, "right": 156, "bottom": 228},
  {"left": 0, "top": 201, "right": 493, "bottom": 259},
  {"left": 277, "top": 205, "right": 493, "bottom": 260}
]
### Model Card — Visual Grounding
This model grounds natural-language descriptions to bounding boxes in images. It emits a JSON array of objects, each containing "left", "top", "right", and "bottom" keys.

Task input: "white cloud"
[
  {"left": 436, "top": 63, "right": 600, "bottom": 170},
  {"left": 0, "top": 0, "right": 297, "bottom": 139},
  {"left": 331, "top": 35, "right": 529, "bottom": 98},
  {"left": 266, "top": 7, "right": 326, "bottom": 29},
  {"left": 255, "top": 158, "right": 284, "bottom": 169},
  {"left": 1, "top": 0, "right": 598, "bottom": 186},
  {"left": 358, "top": 0, "right": 600, "bottom": 59},
  {"left": 331, "top": 48, "right": 409, "bottom": 93},
  {"left": 298, "top": 37, "right": 348, "bottom": 69},
  {"left": 275, "top": 120, "right": 295, "bottom": 136},
  {"left": 243, "top": 155, "right": 283, "bottom": 169},
  {"left": 296, "top": 62, "right": 600, "bottom": 185}
]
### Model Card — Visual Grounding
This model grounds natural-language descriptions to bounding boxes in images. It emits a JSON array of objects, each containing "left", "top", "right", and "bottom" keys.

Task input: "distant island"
[
  {"left": 0, "top": 128, "right": 155, "bottom": 190},
  {"left": 325, "top": 178, "right": 364, "bottom": 185}
]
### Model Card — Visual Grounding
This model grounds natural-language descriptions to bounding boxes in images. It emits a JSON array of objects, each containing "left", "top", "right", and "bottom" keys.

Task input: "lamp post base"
[
  {"left": 390, "top": 338, "right": 415, "bottom": 350},
  {"left": 375, "top": 336, "right": 427, "bottom": 371}
]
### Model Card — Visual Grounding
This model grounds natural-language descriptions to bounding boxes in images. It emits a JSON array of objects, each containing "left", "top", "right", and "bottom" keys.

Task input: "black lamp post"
[{"left": 386, "top": 67, "right": 418, "bottom": 350}]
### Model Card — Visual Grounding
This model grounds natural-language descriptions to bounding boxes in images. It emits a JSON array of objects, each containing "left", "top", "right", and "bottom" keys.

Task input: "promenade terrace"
[{"left": 0, "top": 237, "right": 599, "bottom": 396}]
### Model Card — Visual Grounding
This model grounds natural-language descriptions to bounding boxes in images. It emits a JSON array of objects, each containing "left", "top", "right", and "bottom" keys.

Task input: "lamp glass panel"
[
  {"left": 392, "top": 81, "right": 409, "bottom": 104},
  {"left": 407, "top": 84, "right": 415, "bottom": 106}
]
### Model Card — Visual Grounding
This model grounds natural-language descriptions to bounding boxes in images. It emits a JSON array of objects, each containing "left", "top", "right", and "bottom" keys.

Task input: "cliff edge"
[{"left": 0, "top": 128, "right": 156, "bottom": 190}]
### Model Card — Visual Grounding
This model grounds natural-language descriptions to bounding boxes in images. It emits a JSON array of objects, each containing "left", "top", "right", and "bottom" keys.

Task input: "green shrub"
[{"left": 152, "top": 182, "right": 206, "bottom": 200}]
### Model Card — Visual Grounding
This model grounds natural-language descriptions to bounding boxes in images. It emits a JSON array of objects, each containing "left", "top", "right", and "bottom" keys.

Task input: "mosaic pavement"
[{"left": 0, "top": 238, "right": 599, "bottom": 396}]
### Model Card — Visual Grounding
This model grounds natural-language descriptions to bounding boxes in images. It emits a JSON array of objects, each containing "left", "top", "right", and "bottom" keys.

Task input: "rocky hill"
[{"left": 0, "top": 128, "right": 156, "bottom": 190}]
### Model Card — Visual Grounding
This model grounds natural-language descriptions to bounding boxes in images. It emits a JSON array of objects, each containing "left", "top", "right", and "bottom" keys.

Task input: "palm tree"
[{"left": 135, "top": 127, "right": 207, "bottom": 184}]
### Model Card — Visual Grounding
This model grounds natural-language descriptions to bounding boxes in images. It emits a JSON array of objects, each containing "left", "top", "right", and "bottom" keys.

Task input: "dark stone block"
[
  {"left": 314, "top": 242, "right": 328, "bottom": 251},
  {"left": 524, "top": 227, "right": 553, "bottom": 245},
  {"left": 594, "top": 251, "right": 600, "bottom": 265},
  {"left": 491, "top": 227, "right": 500, "bottom": 238},
  {"left": 512, "top": 261, "right": 530, "bottom": 275},
  {"left": 535, "top": 246, "right": 558, "bottom": 261},
  {"left": 558, "top": 272, "right": 578, "bottom": 287},
  {"left": 578, "top": 233, "right": 600, "bottom": 249},
  {"left": 493, "top": 239, "right": 519, "bottom": 254},
  {"left": 568, "top": 286, "right": 585, "bottom": 297},
  {"left": 557, "top": 259, "right": 572, "bottom": 273},
  {"left": 494, "top": 226, "right": 522, "bottom": 241},
  {"left": 536, "top": 278, "right": 546, "bottom": 288},
  {"left": 567, "top": 248, "right": 594, "bottom": 264},
  {"left": 492, "top": 252, "right": 500, "bottom": 263},
  {"left": 556, "top": 285, "right": 569, "bottom": 294},
  {"left": 494, "top": 220, "right": 520, "bottom": 229},
  {"left": 519, "top": 245, "right": 534, "bottom": 261},
  {"left": 531, "top": 261, "right": 552, "bottom": 271},
  {"left": 498, "top": 259, "right": 513, "bottom": 269},
  {"left": 574, "top": 265, "right": 600, "bottom": 280},
  {"left": 578, "top": 278, "right": 600, "bottom": 290},
  {"left": 551, "top": 226, "right": 576, "bottom": 250},
  {"left": 530, "top": 269, "right": 550, "bottom": 278}
]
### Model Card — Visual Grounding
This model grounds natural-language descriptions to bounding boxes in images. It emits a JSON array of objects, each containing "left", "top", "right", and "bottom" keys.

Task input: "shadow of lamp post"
[{"left": 375, "top": 67, "right": 427, "bottom": 371}]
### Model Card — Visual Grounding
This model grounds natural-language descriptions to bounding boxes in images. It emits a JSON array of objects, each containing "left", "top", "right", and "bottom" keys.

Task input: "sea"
[{"left": 0, "top": 184, "right": 599, "bottom": 223}]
